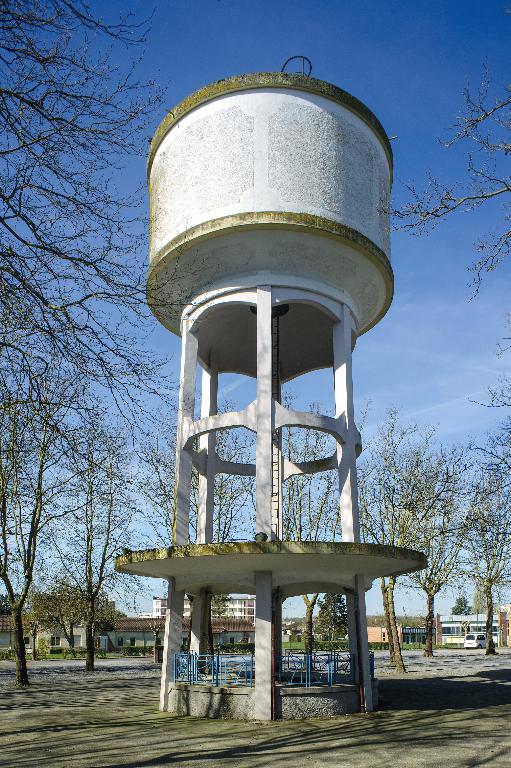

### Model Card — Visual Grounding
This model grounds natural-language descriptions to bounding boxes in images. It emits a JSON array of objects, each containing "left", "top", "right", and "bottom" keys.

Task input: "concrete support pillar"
[
  {"left": 197, "top": 365, "right": 217, "bottom": 544},
  {"left": 346, "top": 591, "right": 358, "bottom": 676},
  {"left": 159, "top": 578, "right": 184, "bottom": 712},
  {"left": 189, "top": 588, "right": 211, "bottom": 655},
  {"left": 333, "top": 305, "right": 372, "bottom": 711},
  {"left": 256, "top": 286, "right": 274, "bottom": 539},
  {"left": 350, "top": 577, "right": 373, "bottom": 713},
  {"left": 271, "top": 311, "right": 283, "bottom": 540},
  {"left": 174, "top": 319, "right": 198, "bottom": 545},
  {"left": 333, "top": 304, "right": 361, "bottom": 543},
  {"left": 273, "top": 587, "right": 283, "bottom": 659},
  {"left": 254, "top": 571, "right": 273, "bottom": 720}
]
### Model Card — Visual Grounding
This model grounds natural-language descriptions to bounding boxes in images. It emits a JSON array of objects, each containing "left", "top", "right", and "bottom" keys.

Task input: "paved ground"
[{"left": 1, "top": 650, "right": 511, "bottom": 767}]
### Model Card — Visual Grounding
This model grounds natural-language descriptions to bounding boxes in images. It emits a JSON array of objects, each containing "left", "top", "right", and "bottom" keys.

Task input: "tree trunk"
[
  {"left": 207, "top": 593, "right": 214, "bottom": 655},
  {"left": 303, "top": 594, "right": 318, "bottom": 655},
  {"left": 484, "top": 585, "right": 496, "bottom": 656},
  {"left": 387, "top": 576, "right": 406, "bottom": 673},
  {"left": 12, "top": 608, "right": 29, "bottom": 686},
  {"left": 31, "top": 624, "right": 38, "bottom": 662},
  {"left": 424, "top": 592, "right": 435, "bottom": 658},
  {"left": 68, "top": 623, "right": 75, "bottom": 656},
  {"left": 381, "top": 578, "right": 395, "bottom": 662},
  {"left": 85, "top": 616, "right": 95, "bottom": 672}
]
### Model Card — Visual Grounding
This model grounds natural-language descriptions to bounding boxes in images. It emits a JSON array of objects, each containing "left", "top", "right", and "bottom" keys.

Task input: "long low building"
[
  {"left": 0, "top": 615, "right": 255, "bottom": 653},
  {"left": 436, "top": 612, "right": 509, "bottom": 647},
  {"left": 109, "top": 617, "right": 254, "bottom": 651}
]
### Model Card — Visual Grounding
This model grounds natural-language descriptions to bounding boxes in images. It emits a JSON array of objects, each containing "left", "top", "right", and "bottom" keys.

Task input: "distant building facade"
[
  {"left": 151, "top": 595, "right": 256, "bottom": 624},
  {"left": 367, "top": 624, "right": 434, "bottom": 645},
  {"left": 0, "top": 615, "right": 255, "bottom": 653},
  {"left": 436, "top": 612, "right": 509, "bottom": 647},
  {"left": 108, "top": 617, "right": 254, "bottom": 650}
]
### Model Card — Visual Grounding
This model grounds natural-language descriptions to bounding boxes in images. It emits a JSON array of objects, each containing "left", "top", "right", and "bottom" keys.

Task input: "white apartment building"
[
  {"left": 437, "top": 611, "right": 509, "bottom": 647},
  {"left": 152, "top": 595, "right": 255, "bottom": 624}
]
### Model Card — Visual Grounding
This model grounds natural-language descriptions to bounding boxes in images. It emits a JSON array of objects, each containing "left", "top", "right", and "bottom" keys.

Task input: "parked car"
[{"left": 464, "top": 633, "right": 486, "bottom": 649}]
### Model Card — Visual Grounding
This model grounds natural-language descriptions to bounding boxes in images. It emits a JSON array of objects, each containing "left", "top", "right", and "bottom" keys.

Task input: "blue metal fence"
[
  {"left": 174, "top": 651, "right": 363, "bottom": 688},
  {"left": 275, "top": 652, "right": 355, "bottom": 686},
  {"left": 174, "top": 653, "right": 254, "bottom": 687}
]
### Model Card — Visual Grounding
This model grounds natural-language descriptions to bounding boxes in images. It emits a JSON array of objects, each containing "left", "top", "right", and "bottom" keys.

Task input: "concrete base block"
[
  {"left": 167, "top": 680, "right": 379, "bottom": 720},
  {"left": 169, "top": 684, "right": 255, "bottom": 720}
]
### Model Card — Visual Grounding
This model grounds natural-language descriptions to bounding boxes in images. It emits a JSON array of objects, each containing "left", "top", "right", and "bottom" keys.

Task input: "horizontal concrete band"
[
  {"left": 147, "top": 212, "right": 394, "bottom": 338},
  {"left": 115, "top": 541, "right": 426, "bottom": 597}
]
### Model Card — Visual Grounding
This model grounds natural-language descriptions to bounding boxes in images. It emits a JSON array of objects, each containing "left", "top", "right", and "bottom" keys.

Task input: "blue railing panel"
[
  {"left": 174, "top": 653, "right": 254, "bottom": 687},
  {"left": 174, "top": 651, "right": 356, "bottom": 688},
  {"left": 276, "top": 651, "right": 355, "bottom": 687}
]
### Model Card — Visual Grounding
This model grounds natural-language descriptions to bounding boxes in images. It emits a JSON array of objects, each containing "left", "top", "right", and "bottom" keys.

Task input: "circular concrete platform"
[
  {"left": 115, "top": 541, "right": 426, "bottom": 596},
  {"left": 167, "top": 680, "right": 379, "bottom": 719}
]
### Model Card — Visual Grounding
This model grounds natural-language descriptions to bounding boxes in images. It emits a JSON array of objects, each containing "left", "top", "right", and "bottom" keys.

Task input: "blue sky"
[{"left": 95, "top": 0, "right": 511, "bottom": 617}]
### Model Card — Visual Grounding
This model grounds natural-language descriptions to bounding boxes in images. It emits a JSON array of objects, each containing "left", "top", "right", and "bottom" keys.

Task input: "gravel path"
[
  {"left": 1, "top": 651, "right": 511, "bottom": 767},
  {"left": 0, "top": 657, "right": 160, "bottom": 688}
]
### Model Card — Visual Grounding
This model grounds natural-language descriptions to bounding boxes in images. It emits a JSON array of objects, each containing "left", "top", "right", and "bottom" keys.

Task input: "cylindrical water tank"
[{"left": 148, "top": 72, "right": 393, "bottom": 346}]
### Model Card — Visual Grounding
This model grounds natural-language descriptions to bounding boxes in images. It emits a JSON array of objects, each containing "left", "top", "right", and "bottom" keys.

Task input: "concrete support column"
[
  {"left": 273, "top": 587, "right": 283, "bottom": 659},
  {"left": 256, "top": 286, "right": 274, "bottom": 539},
  {"left": 197, "top": 365, "right": 217, "bottom": 544},
  {"left": 352, "top": 577, "right": 373, "bottom": 712},
  {"left": 271, "top": 312, "right": 283, "bottom": 540},
  {"left": 333, "top": 304, "right": 360, "bottom": 543},
  {"left": 189, "top": 588, "right": 211, "bottom": 655},
  {"left": 254, "top": 571, "right": 273, "bottom": 720},
  {"left": 174, "top": 319, "right": 198, "bottom": 545},
  {"left": 159, "top": 578, "right": 185, "bottom": 712},
  {"left": 346, "top": 590, "right": 358, "bottom": 679}
]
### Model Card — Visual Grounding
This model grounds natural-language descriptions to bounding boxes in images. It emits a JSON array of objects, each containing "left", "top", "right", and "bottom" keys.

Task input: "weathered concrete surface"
[
  {"left": 169, "top": 682, "right": 254, "bottom": 719},
  {"left": 1, "top": 652, "right": 511, "bottom": 767}
]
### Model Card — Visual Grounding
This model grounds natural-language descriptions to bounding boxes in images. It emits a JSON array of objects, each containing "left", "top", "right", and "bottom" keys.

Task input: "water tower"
[{"left": 116, "top": 71, "right": 426, "bottom": 720}]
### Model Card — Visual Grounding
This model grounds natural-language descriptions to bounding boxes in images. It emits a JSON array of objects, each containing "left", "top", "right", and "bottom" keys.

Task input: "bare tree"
[
  {"left": 0, "top": 0, "right": 164, "bottom": 412},
  {"left": 210, "top": 427, "right": 255, "bottom": 544},
  {"left": 52, "top": 413, "right": 135, "bottom": 671},
  {"left": 405, "top": 447, "right": 468, "bottom": 656},
  {"left": 394, "top": 64, "right": 511, "bottom": 290},
  {"left": 0, "top": 370, "right": 75, "bottom": 685},
  {"left": 359, "top": 411, "right": 452, "bottom": 671},
  {"left": 140, "top": 408, "right": 255, "bottom": 547},
  {"left": 467, "top": 472, "right": 511, "bottom": 655},
  {"left": 282, "top": 414, "right": 339, "bottom": 653},
  {"left": 28, "top": 581, "right": 86, "bottom": 655},
  {"left": 138, "top": 414, "right": 177, "bottom": 544}
]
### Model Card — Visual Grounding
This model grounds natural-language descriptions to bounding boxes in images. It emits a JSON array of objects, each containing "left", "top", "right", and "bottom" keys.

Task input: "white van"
[{"left": 464, "top": 633, "right": 486, "bottom": 649}]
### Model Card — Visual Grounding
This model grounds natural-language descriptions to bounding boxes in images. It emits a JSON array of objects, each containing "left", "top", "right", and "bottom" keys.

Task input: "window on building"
[
  {"left": 23, "top": 636, "right": 30, "bottom": 646},
  {"left": 50, "top": 636, "right": 61, "bottom": 646},
  {"left": 130, "top": 637, "right": 136, "bottom": 647},
  {"left": 118, "top": 637, "right": 123, "bottom": 647},
  {"left": 73, "top": 635, "right": 82, "bottom": 648},
  {"left": 229, "top": 637, "right": 234, "bottom": 644}
]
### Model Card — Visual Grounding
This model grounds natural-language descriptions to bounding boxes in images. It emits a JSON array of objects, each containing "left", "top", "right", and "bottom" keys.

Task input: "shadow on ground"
[{"left": 1, "top": 662, "right": 511, "bottom": 768}]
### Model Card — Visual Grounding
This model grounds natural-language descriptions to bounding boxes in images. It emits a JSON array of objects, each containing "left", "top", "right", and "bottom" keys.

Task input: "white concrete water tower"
[{"left": 116, "top": 72, "right": 425, "bottom": 720}]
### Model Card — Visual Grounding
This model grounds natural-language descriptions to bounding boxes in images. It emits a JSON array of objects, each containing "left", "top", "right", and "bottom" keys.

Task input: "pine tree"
[
  {"left": 315, "top": 594, "right": 348, "bottom": 642},
  {"left": 451, "top": 595, "right": 472, "bottom": 615}
]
